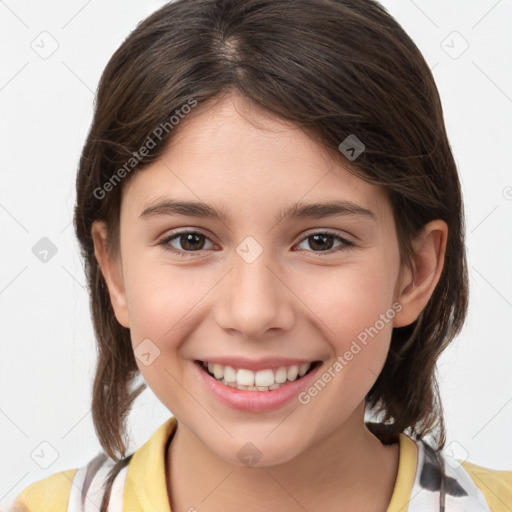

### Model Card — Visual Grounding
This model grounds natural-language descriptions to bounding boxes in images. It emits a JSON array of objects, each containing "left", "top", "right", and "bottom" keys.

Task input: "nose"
[{"left": 214, "top": 248, "right": 295, "bottom": 340}]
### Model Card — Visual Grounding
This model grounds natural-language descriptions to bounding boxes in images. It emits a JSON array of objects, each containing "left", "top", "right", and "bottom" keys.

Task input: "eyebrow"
[{"left": 139, "top": 198, "right": 376, "bottom": 223}]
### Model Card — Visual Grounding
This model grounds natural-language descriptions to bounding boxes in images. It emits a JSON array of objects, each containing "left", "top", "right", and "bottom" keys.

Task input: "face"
[{"left": 97, "top": 93, "right": 410, "bottom": 467}]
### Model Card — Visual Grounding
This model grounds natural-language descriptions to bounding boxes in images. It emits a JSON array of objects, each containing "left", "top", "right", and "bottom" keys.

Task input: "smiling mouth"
[{"left": 196, "top": 360, "right": 320, "bottom": 392}]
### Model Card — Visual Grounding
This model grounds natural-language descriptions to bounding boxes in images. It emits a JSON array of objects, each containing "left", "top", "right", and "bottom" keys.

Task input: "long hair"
[{"left": 74, "top": 0, "right": 468, "bottom": 465}]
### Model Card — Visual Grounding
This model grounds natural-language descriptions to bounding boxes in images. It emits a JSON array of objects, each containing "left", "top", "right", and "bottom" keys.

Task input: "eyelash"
[{"left": 157, "top": 229, "right": 355, "bottom": 257}]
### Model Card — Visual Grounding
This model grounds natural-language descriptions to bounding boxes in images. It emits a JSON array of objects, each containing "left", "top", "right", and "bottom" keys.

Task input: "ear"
[
  {"left": 91, "top": 220, "right": 130, "bottom": 328},
  {"left": 393, "top": 220, "right": 448, "bottom": 328}
]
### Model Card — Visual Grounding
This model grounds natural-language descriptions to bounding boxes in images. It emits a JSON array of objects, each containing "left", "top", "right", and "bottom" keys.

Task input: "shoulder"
[
  {"left": 461, "top": 460, "right": 512, "bottom": 512},
  {"left": 404, "top": 434, "right": 511, "bottom": 512},
  {"left": 9, "top": 451, "right": 117, "bottom": 512},
  {"left": 9, "top": 468, "right": 78, "bottom": 512},
  {"left": 8, "top": 417, "right": 176, "bottom": 512}
]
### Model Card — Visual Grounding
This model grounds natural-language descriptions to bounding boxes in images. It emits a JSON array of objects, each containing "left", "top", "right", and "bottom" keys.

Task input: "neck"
[{"left": 166, "top": 405, "right": 400, "bottom": 512}]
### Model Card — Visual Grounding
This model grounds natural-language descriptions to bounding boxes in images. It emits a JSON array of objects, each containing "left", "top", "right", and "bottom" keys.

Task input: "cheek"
[
  {"left": 307, "top": 263, "right": 397, "bottom": 335},
  {"left": 122, "top": 273, "right": 227, "bottom": 426},
  {"left": 122, "top": 265, "right": 200, "bottom": 405},
  {"left": 300, "top": 261, "right": 398, "bottom": 379},
  {"left": 122, "top": 261, "right": 217, "bottom": 355}
]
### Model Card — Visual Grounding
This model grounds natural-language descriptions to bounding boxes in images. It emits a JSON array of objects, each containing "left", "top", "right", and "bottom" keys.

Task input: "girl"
[{"left": 11, "top": 0, "right": 512, "bottom": 511}]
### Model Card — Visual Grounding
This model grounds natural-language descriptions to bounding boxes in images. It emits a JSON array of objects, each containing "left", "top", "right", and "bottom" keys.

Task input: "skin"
[{"left": 92, "top": 92, "right": 447, "bottom": 512}]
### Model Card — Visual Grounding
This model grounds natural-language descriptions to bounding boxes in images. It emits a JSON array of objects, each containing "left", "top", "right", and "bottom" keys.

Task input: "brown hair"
[{"left": 74, "top": 0, "right": 468, "bottom": 469}]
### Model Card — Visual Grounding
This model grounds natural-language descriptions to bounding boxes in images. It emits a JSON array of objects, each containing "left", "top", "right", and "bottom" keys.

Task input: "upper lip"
[{"left": 196, "top": 357, "right": 319, "bottom": 372}]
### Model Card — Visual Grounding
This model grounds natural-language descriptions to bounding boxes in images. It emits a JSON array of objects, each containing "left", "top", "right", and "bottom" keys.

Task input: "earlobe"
[
  {"left": 394, "top": 220, "right": 448, "bottom": 328},
  {"left": 91, "top": 220, "right": 130, "bottom": 328}
]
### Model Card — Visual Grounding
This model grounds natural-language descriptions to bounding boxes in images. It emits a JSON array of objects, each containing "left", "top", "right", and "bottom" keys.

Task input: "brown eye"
[
  {"left": 160, "top": 231, "right": 215, "bottom": 256},
  {"left": 296, "top": 232, "right": 353, "bottom": 254},
  {"left": 175, "top": 232, "right": 207, "bottom": 251}
]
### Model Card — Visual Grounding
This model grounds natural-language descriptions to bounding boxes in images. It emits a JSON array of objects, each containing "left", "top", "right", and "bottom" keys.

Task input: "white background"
[{"left": 1, "top": 0, "right": 511, "bottom": 508}]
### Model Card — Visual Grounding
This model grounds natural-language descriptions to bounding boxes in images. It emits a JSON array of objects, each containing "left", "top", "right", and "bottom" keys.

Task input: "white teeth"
[
  {"left": 202, "top": 361, "right": 314, "bottom": 391},
  {"left": 255, "top": 369, "right": 275, "bottom": 387},
  {"left": 212, "top": 363, "right": 224, "bottom": 380},
  {"left": 275, "top": 366, "right": 287, "bottom": 383},
  {"left": 223, "top": 365, "right": 236, "bottom": 383},
  {"left": 236, "top": 368, "right": 255, "bottom": 386},
  {"left": 299, "top": 362, "right": 310, "bottom": 377},
  {"left": 287, "top": 365, "right": 299, "bottom": 381}
]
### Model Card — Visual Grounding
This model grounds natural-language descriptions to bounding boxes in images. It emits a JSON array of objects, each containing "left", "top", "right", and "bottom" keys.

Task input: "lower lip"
[{"left": 195, "top": 361, "right": 322, "bottom": 412}]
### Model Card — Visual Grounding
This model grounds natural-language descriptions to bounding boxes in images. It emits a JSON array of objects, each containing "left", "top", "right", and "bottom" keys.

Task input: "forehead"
[{"left": 121, "top": 93, "right": 391, "bottom": 224}]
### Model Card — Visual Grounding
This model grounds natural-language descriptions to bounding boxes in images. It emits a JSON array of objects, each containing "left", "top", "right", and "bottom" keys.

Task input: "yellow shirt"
[{"left": 9, "top": 416, "right": 512, "bottom": 511}]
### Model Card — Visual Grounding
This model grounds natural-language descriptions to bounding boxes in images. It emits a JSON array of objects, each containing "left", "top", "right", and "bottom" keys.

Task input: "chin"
[{"left": 214, "top": 434, "right": 308, "bottom": 469}]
